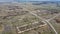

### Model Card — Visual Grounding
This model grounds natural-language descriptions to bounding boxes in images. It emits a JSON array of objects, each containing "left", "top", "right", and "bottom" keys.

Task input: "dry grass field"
[{"left": 0, "top": 3, "right": 60, "bottom": 34}]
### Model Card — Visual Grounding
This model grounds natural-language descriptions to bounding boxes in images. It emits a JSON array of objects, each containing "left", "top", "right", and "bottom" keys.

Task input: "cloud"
[
  {"left": 0, "top": 0, "right": 60, "bottom": 2},
  {"left": 0, "top": 0, "right": 14, "bottom": 2}
]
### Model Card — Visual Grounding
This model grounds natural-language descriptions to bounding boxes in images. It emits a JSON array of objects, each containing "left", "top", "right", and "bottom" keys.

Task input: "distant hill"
[
  {"left": 0, "top": 0, "right": 60, "bottom": 7},
  {"left": 31, "top": 1, "right": 60, "bottom": 7}
]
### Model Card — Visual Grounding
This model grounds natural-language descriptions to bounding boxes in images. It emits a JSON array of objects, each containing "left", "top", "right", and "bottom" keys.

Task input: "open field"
[
  {"left": 0, "top": 2, "right": 60, "bottom": 34},
  {"left": 50, "top": 15, "right": 60, "bottom": 34}
]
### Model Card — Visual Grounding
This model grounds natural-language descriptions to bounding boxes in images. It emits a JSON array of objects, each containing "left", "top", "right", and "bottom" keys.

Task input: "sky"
[{"left": 0, "top": 0, "right": 60, "bottom": 2}]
